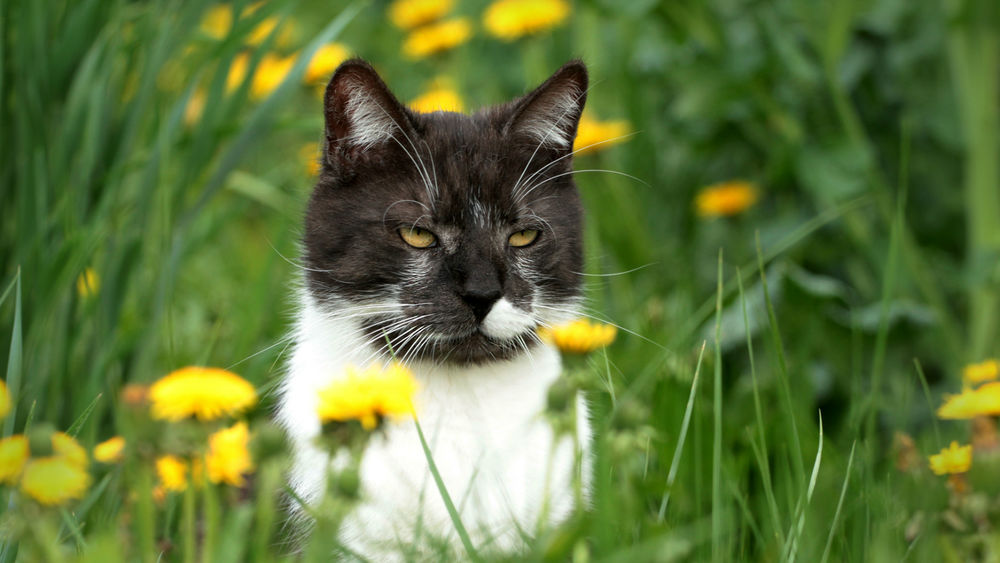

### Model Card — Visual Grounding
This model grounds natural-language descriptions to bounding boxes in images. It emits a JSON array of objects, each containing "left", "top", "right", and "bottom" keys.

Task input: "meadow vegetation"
[{"left": 2, "top": 0, "right": 999, "bottom": 560}]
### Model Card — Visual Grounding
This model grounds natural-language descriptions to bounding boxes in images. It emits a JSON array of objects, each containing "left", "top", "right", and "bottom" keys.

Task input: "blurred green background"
[{"left": 2, "top": 0, "right": 1000, "bottom": 560}]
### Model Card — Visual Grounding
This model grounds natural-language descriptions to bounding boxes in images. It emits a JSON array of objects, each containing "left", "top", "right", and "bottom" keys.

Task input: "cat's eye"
[
  {"left": 399, "top": 227, "right": 437, "bottom": 248},
  {"left": 508, "top": 229, "right": 539, "bottom": 247}
]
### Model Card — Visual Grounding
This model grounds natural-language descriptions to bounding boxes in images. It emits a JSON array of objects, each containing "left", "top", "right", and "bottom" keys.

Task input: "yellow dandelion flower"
[
  {"left": 389, "top": 0, "right": 453, "bottom": 29},
  {"left": 205, "top": 422, "right": 254, "bottom": 487},
  {"left": 409, "top": 83, "right": 464, "bottom": 113},
  {"left": 246, "top": 17, "right": 295, "bottom": 48},
  {"left": 156, "top": 455, "right": 189, "bottom": 493},
  {"left": 0, "top": 379, "right": 10, "bottom": 420},
  {"left": 149, "top": 366, "right": 257, "bottom": 422},
  {"left": 573, "top": 115, "right": 630, "bottom": 155},
  {"left": 184, "top": 89, "right": 206, "bottom": 127},
  {"left": 938, "top": 382, "right": 1000, "bottom": 419},
  {"left": 305, "top": 43, "right": 350, "bottom": 84},
  {"left": 695, "top": 180, "right": 758, "bottom": 217},
  {"left": 301, "top": 143, "right": 322, "bottom": 177},
  {"left": 402, "top": 18, "right": 471, "bottom": 59},
  {"left": 21, "top": 457, "right": 91, "bottom": 505},
  {"left": 226, "top": 53, "right": 251, "bottom": 92},
  {"left": 964, "top": 359, "right": 1000, "bottom": 385},
  {"left": 929, "top": 441, "right": 972, "bottom": 475},
  {"left": 539, "top": 318, "right": 617, "bottom": 354},
  {"left": 200, "top": 4, "right": 234, "bottom": 39},
  {"left": 94, "top": 436, "right": 125, "bottom": 464},
  {"left": 483, "top": 0, "right": 570, "bottom": 41},
  {"left": 0, "top": 435, "right": 29, "bottom": 484},
  {"left": 249, "top": 53, "right": 296, "bottom": 99},
  {"left": 76, "top": 268, "right": 100, "bottom": 298},
  {"left": 317, "top": 363, "right": 418, "bottom": 430},
  {"left": 51, "top": 432, "right": 87, "bottom": 468}
]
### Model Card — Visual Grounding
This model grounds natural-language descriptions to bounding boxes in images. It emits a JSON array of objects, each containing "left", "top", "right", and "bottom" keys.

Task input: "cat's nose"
[
  {"left": 462, "top": 288, "right": 501, "bottom": 323},
  {"left": 461, "top": 281, "right": 502, "bottom": 324}
]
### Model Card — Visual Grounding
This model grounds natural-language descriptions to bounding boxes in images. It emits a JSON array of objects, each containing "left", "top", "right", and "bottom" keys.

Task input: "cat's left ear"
[{"left": 505, "top": 60, "right": 588, "bottom": 153}]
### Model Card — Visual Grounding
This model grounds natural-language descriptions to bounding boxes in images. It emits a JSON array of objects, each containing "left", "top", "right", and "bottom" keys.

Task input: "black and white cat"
[{"left": 276, "top": 59, "right": 591, "bottom": 557}]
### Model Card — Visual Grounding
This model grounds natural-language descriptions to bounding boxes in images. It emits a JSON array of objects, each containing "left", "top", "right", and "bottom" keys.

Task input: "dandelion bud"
[
  {"left": 27, "top": 424, "right": 56, "bottom": 458},
  {"left": 546, "top": 377, "right": 574, "bottom": 413},
  {"left": 252, "top": 421, "right": 289, "bottom": 462},
  {"left": 336, "top": 467, "right": 360, "bottom": 499}
]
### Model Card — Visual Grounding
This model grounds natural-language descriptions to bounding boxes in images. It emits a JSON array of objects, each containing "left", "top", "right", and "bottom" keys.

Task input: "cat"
[{"left": 276, "top": 59, "right": 592, "bottom": 559}]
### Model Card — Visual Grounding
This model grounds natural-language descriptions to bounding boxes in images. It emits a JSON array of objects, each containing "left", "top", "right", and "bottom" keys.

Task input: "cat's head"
[{"left": 304, "top": 59, "right": 587, "bottom": 365}]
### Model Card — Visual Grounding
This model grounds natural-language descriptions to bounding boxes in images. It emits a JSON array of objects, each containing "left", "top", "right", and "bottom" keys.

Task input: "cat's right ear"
[{"left": 323, "top": 59, "right": 414, "bottom": 168}]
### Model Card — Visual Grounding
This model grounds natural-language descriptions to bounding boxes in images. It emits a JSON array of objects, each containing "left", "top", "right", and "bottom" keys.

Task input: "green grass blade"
[
  {"left": 783, "top": 413, "right": 823, "bottom": 562},
  {"left": 413, "top": 416, "right": 480, "bottom": 561},
  {"left": 65, "top": 393, "right": 102, "bottom": 438},
  {"left": 657, "top": 341, "right": 707, "bottom": 520},
  {"left": 756, "top": 233, "right": 806, "bottom": 493},
  {"left": 3, "top": 269, "right": 21, "bottom": 438},
  {"left": 819, "top": 441, "right": 856, "bottom": 563},
  {"left": 712, "top": 249, "right": 724, "bottom": 562}
]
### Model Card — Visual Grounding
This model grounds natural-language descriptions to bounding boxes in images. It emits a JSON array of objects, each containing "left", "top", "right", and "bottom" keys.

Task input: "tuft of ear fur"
[
  {"left": 505, "top": 60, "right": 588, "bottom": 151},
  {"left": 323, "top": 60, "right": 414, "bottom": 164}
]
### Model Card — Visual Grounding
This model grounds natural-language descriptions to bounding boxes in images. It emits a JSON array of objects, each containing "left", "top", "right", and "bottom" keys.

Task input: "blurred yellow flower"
[
  {"left": 539, "top": 318, "right": 617, "bottom": 354},
  {"left": 200, "top": 4, "right": 234, "bottom": 39},
  {"left": 51, "top": 432, "right": 87, "bottom": 468},
  {"left": 389, "top": 0, "right": 454, "bottom": 30},
  {"left": 402, "top": 18, "right": 471, "bottom": 59},
  {"left": 964, "top": 359, "right": 999, "bottom": 385},
  {"left": 0, "top": 435, "right": 29, "bottom": 484},
  {"left": 201, "top": 5, "right": 292, "bottom": 47},
  {"left": 305, "top": 43, "right": 350, "bottom": 84},
  {"left": 246, "top": 17, "right": 294, "bottom": 48},
  {"left": 573, "top": 115, "right": 630, "bottom": 155},
  {"left": 94, "top": 436, "right": 125, "bottom": 464},
  {"left": 695, "top": 180, "right": 758, "bottom": 217},
  {"left": 0, "top": 379, "right": 10, "bottom": 419},
  {"left": 122, "top": 383, "right": 149, "bottom": 406},
  {"left": 249, "top": 53, "right": 296, "bottom": 99},
  {"left": 149, "top": 366, "right": 257, "bottom": 422},
  {"left": 226, "top": 53, "right": 251, "bottom": 92},
  {"left": 184, "top": 89, "right": 206, "bottom": 127},
  {"left": 483, "top": 0, "right": 569, "bottom": 41},
  {"left": 21, "top": 456, "right": 91, "bottom": 505},
  {"left": 77, "top": 268, "right": 100, "bottom": 298},
  {"left": 938, "top": 382, "right": 1000, "bottom": 419},
  {"left": 317, "top": 363, "right": 418, "bottom": 430},
  {"left": 301, "top": 143, "right": 322, "bottom": 177},
  {"left": 929, "top": 441, "right": 972, "bottom": 475},
  {"left": 206, "top": 422, "right": 254, "bottom": 487},
  {"left": 409, "top": 83, "right": 464, "bottom": 113},
  {"left": 156, "top": 455, "right": 188, "bottom": 493}
]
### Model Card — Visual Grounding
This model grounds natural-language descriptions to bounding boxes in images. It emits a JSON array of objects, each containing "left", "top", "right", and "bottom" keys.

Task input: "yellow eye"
[
  {"left": 399, "top": 227, "right": 437, "bottom": 248},
  {"left": 508, "top": 229, "right": 539, "bottom": 247}
]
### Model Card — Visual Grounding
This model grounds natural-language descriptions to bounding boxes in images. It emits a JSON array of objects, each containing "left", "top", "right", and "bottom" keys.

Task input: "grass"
[{"left": 2, "top": 0, "right": 999, "bottom": 560}]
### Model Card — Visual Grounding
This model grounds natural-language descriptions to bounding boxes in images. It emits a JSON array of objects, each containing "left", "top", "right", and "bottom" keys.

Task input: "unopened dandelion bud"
[
  {"left": 252, "top": 421, "right": 289, "bottom": 462},
  {"left": 336, "top": 467, "right": 361, "bottom": 499},
  {"left": 546, "top": 377, "right": 574, "bottom": 412},
  {"left": 27, "top": 424, "right": 56, "bottom": 458}
]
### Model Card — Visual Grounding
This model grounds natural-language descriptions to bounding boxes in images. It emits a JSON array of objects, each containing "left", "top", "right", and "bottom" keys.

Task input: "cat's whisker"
[
  {"left": 572, "top": 263, "right": 656, "bottom": 277},
  {"left": 511, "top": 132, "right": 640, "bottom": 205},
  {"left": 511, "top": 83, "right": 593, "bottom": 198},
  {"left": 224, "top": 334, "right": 295, "bottom": 371},
  {"left": 359, "top": 92, "right": 438, "bottom": 209},
  {"left": 383, "top": 199, "right": 431, "bottom": 226},
  {"left": 518, "top": 168, "right": 649, "bottom": 203}
]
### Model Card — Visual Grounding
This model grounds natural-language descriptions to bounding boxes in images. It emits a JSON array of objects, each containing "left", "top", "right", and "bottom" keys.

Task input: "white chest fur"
[{"left": 276, "top": 298, "right": 591, "bottom": 557}]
